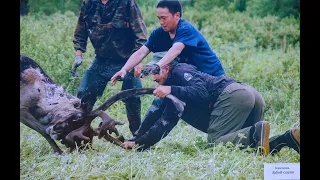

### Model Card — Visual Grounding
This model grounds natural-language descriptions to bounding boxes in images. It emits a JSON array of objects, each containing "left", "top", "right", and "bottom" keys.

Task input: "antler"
[
  {"left": 91, "top": 88, "right": 156, "bottom": 113},
  {"left": 63, "top": 88, "right": 186, "bottom": 151},
  {"left": 62, "top": 110, "right": 124, "bottom": 152},
  {"left": 90, "top": 88, "right": 185, "bottom": 116},
  {"left": 61, "top": 122, "right": 97, "bottom": 152}
]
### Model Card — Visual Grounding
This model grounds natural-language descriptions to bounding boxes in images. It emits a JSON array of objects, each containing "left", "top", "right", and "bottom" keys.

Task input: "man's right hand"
[
  {"left": 111, "top": 69, "right": 127, "bottom": 85},
  {"left": 71, "top": 55, "right": 83, "bottom": 78},
  {"left": 120, "top": 141, "right": 136, "bottom": 150}
]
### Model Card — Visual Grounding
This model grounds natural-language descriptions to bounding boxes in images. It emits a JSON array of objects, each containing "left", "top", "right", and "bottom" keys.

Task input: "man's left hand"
[
  {"left": 134, "top": 63, "right": 142, "bottom": 78},
  {"left": 120, "top": 141, "right": 136, "bottom": 150},
  {"left": 153, "top": 85, "right": 171, "bottom": 98}
]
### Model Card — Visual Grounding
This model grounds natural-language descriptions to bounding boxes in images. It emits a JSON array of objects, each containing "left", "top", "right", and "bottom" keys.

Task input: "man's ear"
[
  {"left": 165, "top": 65, "right": 171, "bottom": 74},
  {"left": 175, "top": 12, "right": 180, "bottom": 19}
]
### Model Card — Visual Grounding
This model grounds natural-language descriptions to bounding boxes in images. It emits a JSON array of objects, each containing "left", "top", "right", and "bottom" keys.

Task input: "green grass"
[{"left": 20, "top": 7, "right": 300, "bottom": 179}]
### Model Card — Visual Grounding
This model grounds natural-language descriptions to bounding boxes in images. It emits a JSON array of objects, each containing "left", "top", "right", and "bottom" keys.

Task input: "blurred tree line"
[{"left": 20, "top": 0, "right": 299, "bottom": 19}]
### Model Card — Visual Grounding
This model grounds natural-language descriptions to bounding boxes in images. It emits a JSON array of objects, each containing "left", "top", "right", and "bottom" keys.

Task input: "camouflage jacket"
[{"left": 73, "top": 0, "right": 148, "bottom": 59}]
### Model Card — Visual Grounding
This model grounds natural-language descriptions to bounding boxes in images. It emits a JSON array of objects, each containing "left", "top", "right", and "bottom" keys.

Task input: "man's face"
[
  {"left": 157, "top": 7, "right": 180, "bottom": 32},
  {"left": 152, "top": 66, "right": 170, "bottom": 85}
]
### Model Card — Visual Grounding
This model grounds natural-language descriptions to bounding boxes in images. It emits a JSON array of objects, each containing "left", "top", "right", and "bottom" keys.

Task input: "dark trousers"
[
  {"left": 207, "top": 82, "right": 265, "bottom": 147},
  {"left": 208, "top": 82, "right": 299, "bottom": 153},
  {"left": 77, "top": 56, "right": 142, "bottom": 134},
  {"left": 133, "top": 97, "right": 164, "bottom": 137}
]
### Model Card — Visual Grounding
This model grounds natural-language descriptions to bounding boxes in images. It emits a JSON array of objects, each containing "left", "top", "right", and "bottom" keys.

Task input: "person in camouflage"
[{"left": 72, "top": 0, "right": 148, "bottom": 135}]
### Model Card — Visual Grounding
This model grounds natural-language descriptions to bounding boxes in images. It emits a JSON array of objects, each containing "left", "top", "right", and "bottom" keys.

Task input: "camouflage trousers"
[
  {"left": 77, "top": 56, "right": 142, "bottom": 134},
  {"left": 207, "top": 82, "right": 265, "bottom": 148}
]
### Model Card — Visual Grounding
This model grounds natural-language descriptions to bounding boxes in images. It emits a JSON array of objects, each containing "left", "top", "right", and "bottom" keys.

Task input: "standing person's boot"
[
  {"left": 250, "top": 121, "right": 270, "bottom": 156},
  {"left": 269, "top": 128, "right": 300, "bottom": 155},
  {"left": 125, "top": 98, "right": 141, "bottom": 135}
]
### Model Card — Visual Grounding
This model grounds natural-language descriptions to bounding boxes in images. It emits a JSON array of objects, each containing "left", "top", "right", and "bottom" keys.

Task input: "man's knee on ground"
[
  {"left": 207, "top": 135, "right": 221, "bottom": 148},
  {"left": 207, "top": 132, "right": 221, "bottom": 145}
]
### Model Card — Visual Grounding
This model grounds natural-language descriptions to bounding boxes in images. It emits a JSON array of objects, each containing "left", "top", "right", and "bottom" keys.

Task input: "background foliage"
[
  {"left": 20, "top": 0, "right": 300, "bottom": 179},
  {"left": 24, "top": 0, "right": 300, "bottom": 19}
]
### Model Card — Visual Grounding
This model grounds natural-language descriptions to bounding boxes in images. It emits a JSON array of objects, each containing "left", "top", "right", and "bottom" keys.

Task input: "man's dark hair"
[{"left": 157, "top": 0, "right": 182, "bottom": 17}]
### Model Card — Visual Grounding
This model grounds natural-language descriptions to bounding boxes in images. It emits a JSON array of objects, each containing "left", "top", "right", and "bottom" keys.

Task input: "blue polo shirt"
[{"left": 144, "top": 18, "right": 225, "bottom": 76}]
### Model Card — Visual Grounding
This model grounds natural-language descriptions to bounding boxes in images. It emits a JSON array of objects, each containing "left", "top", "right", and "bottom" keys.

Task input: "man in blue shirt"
[
  {"left": 111, "top": 0, "right": 224, "bottom": 80},
  {"left": 111, "top": 0, "right": 226, "bottom": 139},
  {"left": 142, "top": 6, "right": 224, "bottom": 76}
]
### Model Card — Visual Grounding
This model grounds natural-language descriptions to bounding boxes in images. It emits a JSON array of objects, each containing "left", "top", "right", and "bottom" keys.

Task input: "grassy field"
[{"left": 20, "top": 5, "right": 300, "bottom": 180}]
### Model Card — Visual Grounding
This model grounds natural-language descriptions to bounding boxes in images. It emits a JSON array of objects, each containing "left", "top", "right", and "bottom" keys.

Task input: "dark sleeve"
[
  {"left": 135, "top": 100, "right": 180, "bottom": 150},
  {"left": 170, "top": 65, "right": 211, "bottom": 104},
  {"left": 129, "top": 0, "right": 148, "bottom": 52},
  {"left": 173, "top": 26, "right": 198, "bottom": 47},
  {"left": 73, "top": 0, "right": 89, "bottom": 53}
]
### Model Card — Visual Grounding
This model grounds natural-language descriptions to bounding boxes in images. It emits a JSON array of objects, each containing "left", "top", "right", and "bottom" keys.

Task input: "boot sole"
[{"left": 259, "top": 122, "right": 270, "bottom": 156}]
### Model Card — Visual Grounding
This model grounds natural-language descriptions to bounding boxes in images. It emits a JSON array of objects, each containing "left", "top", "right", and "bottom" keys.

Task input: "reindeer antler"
[
  {"left": 90, "top": 88, "right": 185, "bottom": 117},
  {"left": 62, "top": 110, "right": 124, "bottom": 152},
  {"left": 63, "top": 88, "right": 186, "bottom": 151},
  {"left": 91, "top": 88, "right": 156, "bottom": 113}
]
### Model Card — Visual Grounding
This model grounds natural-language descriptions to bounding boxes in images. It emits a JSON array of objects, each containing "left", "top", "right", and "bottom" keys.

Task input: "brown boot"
[{"left": 251, "top": 121, "right": 270, "bottom": 156}]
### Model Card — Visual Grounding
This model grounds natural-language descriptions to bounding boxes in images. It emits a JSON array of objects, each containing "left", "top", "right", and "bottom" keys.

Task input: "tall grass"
[{"left": 20, "top": 6, "right": 300, "bottom": 179}]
